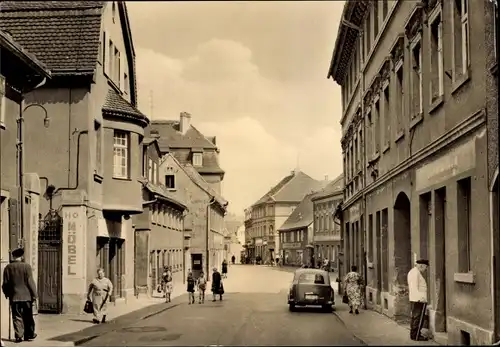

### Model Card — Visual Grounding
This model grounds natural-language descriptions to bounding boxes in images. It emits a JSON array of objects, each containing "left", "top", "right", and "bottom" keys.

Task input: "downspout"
[
  {"left": 206, "top": 197, "right": 216, "bottom": 280},
  {"left": 17, "top": 77, "right": 47, "bottom": 245},
  {"left": 54, "top": 130, "right": 88, "bottom": 195}
]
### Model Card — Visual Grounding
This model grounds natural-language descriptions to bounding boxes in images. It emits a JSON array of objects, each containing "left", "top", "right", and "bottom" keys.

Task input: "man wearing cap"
[
  {"left": 2, "top": 248, "right": 38, "bottom": 343},
  {"left": 407, "top": 259, "right": 429, "bottom": 341}
]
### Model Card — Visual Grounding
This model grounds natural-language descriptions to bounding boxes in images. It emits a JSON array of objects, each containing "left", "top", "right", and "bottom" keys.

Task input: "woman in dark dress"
[
  {"left": 221, "top": 260, "right": 228, "bottom": 279},
  {"left": 211, "top": 267, "right": 223, "bottom": 301}
]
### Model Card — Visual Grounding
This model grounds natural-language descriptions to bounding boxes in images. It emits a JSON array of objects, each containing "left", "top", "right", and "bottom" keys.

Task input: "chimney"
[{"left": 179, "top": 112, "right": 191, "bottom": 134}]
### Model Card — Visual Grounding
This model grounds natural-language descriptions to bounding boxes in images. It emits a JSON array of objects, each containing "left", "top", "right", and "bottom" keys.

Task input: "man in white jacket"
[{"left": 407, "top": 259, "right": 429, "bottom": 341}]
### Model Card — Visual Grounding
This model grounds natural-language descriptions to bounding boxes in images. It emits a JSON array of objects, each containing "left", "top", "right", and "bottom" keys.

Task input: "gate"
[{"left": 38, "top": 210, "right": 63, "bottom": 313}]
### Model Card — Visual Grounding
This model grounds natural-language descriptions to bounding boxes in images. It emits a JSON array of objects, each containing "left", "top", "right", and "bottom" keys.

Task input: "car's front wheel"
[{"left": 289, "top": 304, "right": 295, "bottom": 312}]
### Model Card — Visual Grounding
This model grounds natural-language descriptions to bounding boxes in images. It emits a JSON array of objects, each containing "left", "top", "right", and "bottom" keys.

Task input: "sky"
[{"left": 127, "top": 1, "right": 345, "bottom": 215}]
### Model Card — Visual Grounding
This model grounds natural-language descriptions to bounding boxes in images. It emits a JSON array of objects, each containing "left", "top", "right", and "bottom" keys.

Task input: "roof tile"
[
  {"left": 102, "top": 88, "right": 149, "bottom": 126},
  {"left": 278, "top": 193, "right": 316, "bottom": 232}
]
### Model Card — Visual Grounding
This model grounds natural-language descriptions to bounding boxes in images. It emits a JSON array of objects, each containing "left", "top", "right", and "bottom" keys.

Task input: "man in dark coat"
[
  {"left": 211, "top": 267, "right": 223, "bottom": 302},
  {"left": 2, "top": 248, "right": 38, "bottom": 343}
]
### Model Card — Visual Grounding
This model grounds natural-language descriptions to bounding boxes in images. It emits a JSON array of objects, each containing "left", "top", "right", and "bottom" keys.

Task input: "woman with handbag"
[
  {"left": 343, "top": 265, "right": 363, "bottom": 315},
  {"left": 86, "top": 268, "right": 113, "bottom": 324}
]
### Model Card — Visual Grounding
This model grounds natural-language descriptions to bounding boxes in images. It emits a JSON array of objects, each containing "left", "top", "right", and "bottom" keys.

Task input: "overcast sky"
[{"left": 127, "top": 1, "right": 345, "bottom": 214}]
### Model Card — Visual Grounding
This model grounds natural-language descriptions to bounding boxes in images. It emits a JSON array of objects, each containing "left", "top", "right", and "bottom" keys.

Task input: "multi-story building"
[
  {"left": 486, "top": 0, "right": 499, "bottom": 343},
  {"left": 244, "top": 208, "right": 253, "bottom": 260},
  {"left": 223, "top": 220, "right": 243, "bottom": 263},
  {"left": 133, "top": 137, "right": 188, "bottom": 297},
  {"left": 247, "top": 170, "right": 328, "bottom": 263},
  {"left": 159, "top": 153, "right": 228, "bottom": 278},
  {"left": 0, "top": 28, "right": 52, "bottom": 340},
  {"left": 278, "top": 193, "right": 316, "bottom": 266},
  {"left": 0, "top": 1, "right": 149, "bottom": 313},
  {"left": 329, "top": 0, "right": 495, "bottom": 343},
  {"left": 311, "top": 174, "right": 343, "bottom": 270},
  {"left": 150, "top": 112, "right": 225, "bottom": 194}
]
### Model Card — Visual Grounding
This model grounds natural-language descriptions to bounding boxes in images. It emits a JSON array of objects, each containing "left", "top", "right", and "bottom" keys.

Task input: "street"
[{"left": 78, "top": 266, "right": 362, "bottom": 346}]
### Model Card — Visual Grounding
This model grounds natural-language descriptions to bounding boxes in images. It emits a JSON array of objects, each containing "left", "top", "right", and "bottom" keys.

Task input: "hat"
[
  {"left": 416, "top": 259, "right": 429, "bottom": 266},
  {"left": 11, "top": 248, "right": 24, "bottom": 259}
]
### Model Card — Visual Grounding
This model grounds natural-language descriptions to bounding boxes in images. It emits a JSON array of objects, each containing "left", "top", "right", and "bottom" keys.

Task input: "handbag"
[
  {"left": 84, "top": 300, "right": 93, "bottom": 314},
  {"left": 342, "top": 293, "right": 349, "bottom": 304},
  {"left": 157, "top": 284, "right": 163, "bottom": 293}
]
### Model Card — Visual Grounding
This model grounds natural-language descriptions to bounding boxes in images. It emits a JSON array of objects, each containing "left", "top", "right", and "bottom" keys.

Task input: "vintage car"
[{"left": 287, "top": 268, "right": 335, "bottom": 312}]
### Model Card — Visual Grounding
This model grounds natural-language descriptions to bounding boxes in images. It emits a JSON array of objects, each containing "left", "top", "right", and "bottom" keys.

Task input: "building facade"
[
  {"left": 278, "top": 193, "right": 316, "bottom": 266},
  {"left": 158, "top": 153, "right": 228, "bottom": 279},
  {"left": 133, "top": 138, "right": 188, "bottom": 297},
  {"left": 247, "top": 170, "right": 328, "bottom": 263},
  {"left": 1, "top": 1, "right": 149, "bottom": 313},
  {"left": 244, "top": 208, "right": 253, "bottom": 260},
  {"left": 311, "top": 174, "right": 343, "bottom": 270},
  {"left": 329, "top": 0, "right": 495, "bottom": 344},
  {"left": 149, "top": 112, "right": 225, "bottom": 195},
  {"left": 0, "top": 29, "right": 52, "bottom": 339}
]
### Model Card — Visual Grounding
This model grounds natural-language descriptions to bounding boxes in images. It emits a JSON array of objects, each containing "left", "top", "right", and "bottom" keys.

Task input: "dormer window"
[
  {"left": 192, "top": 153, "right": 203, "bottom": 167},
  {"left": 112, "top": 2, "right": 116, "bottom": 23}
]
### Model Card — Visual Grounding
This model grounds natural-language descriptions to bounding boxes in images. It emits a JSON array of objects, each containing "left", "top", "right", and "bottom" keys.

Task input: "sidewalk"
[
  {"left": 2, "top": 286, "right": 186, "bottom": 347},
  {"left": 333, "top": 295, "right": 440, "bottom": 346}
]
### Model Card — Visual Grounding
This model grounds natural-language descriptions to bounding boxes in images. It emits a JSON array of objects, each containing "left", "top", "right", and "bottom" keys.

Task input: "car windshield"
[{"left": 297, "top": 273, "right": 327, "bottom": 284}]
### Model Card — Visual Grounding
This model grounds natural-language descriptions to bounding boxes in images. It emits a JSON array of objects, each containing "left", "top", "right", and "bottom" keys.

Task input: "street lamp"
[{"left": 17, "top": 101, "right": 50, "bottom": 244}]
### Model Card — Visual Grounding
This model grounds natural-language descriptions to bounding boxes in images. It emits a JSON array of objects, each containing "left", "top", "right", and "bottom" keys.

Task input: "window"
[
  {"left": 373, "top": 1, "right": 379, "bottom": 39},
  {"left": 395, "top": 61, "right": 404, "bottom": 131},
  {"left": 159, "top": 206, "right": 164, "bottom": 226},
  {"left": 374, "top": 99, "right": 380, "bottom": 152},
  {"left": 113, "top": 131, "right": 129, "bottom": 178},
  {"left": 152, "top": 162, "right": 157, "bottom": 184},
  {"left": 112, "top": 2, "right": 116, "bottom": 23},
  {"left": 382, "top": 0, "right": 388, "bottom": 20},
  {"left": 297, "top": 273, "right": 326, "bottom": 284},
  {"left": 365, "top": 14, "right": 372, "bottom": 57},
  {"left": 429, "top": 11, "right": 444, "bottom": 102},
  {"left": 124, "top": 73, "right": 129, "bottom": 95},
  {"left": 95, "top": 121, "right": 102, "bottom": 173},
  {"left": 452, "top": 0, "right": 470, "bottom": 80},
  {"left": 368, "top": 214, "right": 373, "bottom": 261},
  {"left": 0, "top": 75, "right": 5, "bottom": 127},
  {"left": 354, "top": 137, "right": 358, "bottom": 172},
  {"left": 457, "top": 177, "right": 471, "bottom": 272},
  {"left": 366, "top": 109, "right": 373, "bottom": 152},
  {"left": 192, "top": 153, "right": 203, "bottom": 167},
  {"left": 142, "top": 151, "right": 147, "bottom": 177},
  {"left": 383, "top": 84, "right": 390, "bottom": 146},
  {"left": 102, "top": 32, "right": 107, "bottom": 68},
  {"left": 165, "top": 174, "right": 175, "bottom": 189},
  {"left": 114, "top": 48, "right": 121, "bottom": 86},
  {"left": 410, "top": 36, "right": 423, "bottom": 117},
  {"left": 148, "top": 158, "right": 153, "bottom": 181},
  {"left": 108, "top": 40, "right": 114, "bottom": 77}
]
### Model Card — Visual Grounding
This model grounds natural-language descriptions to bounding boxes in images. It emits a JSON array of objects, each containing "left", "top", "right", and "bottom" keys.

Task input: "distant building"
[
  {"left": 223, "top": 220, "right": 244, "bottom": 264},
  {"left": 133, "top": 137, "right": 188, "bottom": 297},
  {"left": 247, "top": 170, "right": 329, "bottom": 263},
  {"left": 159, "top": 153, "right": 228, "bottom": 278},
  {"left": 1, "top": 1, "right": 149, "bottom": 313},
  {"left": 311, "top": 174, "right": 343, "bottom": 270},
  {"left": 328, "top": 0, "right": 496, "bottom": 343},
  {"left": 149, "top": 112, "right": 225, "bottom": 194}
]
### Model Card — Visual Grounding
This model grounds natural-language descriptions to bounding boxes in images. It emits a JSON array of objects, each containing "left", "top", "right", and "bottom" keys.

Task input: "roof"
[
  {"left": 0, "top": 1, "right": 104, "bottom": 75},
  {"left": 139, "top": 178, "right": 188, "bottom": 211},
  {"left": 278, "top": 193, "right": 315, "bottom": 232},
  {"left": 150, "top": 120, "right": 217, "bottom": 150},
  {"left": 0, "top": 1, "right": 138, "bottom": 104},
  {"left": 253, "top": 170, "right": 329, "bottom": 206},
  {"left": 311, "top": 173, "right": 344, "bottom": 201},
  {"left": 162, "top": 153, "right": 228, "bottom": 211},
  {"left": 327, "top": 1, "right": 369, "bottom": 84},
  {"left": 102, "top": 88, "right": 149, "bottom": 127},
  {"left": 0, "top": 29, "right": 51, "bottom": 78}
]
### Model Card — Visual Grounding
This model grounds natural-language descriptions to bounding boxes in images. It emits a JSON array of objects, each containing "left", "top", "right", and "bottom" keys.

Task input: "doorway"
[
  {"left": 191, "top": 253, "right": 203, "bottom": 279},
  {"left": 434, "top": 187, "right": 447, "bottom": 332},
  {"left": 393, "top": 192, "right": 412, "bottom": 322},
  {"left": 96, "top": 237, "right": 125, "bottom": 301},
  {"left": 492, "top": 176, "right": 499, "bottom": 341},
  {"left": 375, "top": 211, "right": 382, "bottom": 305}
]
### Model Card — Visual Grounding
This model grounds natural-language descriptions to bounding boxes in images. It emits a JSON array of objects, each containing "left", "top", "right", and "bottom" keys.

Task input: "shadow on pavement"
[{"left": 49, "top": 294, "right": 187, "bottom": 345}]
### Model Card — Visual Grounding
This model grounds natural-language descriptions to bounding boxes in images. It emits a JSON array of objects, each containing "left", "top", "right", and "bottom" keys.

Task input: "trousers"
[
  {"left": 410, "top": 301, "right": 427, "bottom": 340},
  {"left": 11, "top": 301, "right": 35, "bottom": 339}
]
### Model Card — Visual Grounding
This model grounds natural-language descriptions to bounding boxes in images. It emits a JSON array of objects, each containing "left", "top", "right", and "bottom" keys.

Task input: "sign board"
[
  {"left": 62, "top": 207, "right": 85, "bottom": 278},
  {"left": 282, "top": 242, "right": 302, "bottom": 249}
]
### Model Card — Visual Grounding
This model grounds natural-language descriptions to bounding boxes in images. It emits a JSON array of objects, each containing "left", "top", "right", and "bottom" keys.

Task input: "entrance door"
[
  {"left": 191, "top": 253, "right": 202, "bottom": 278},
  {"left": 375, "top": 211, "right": 382, "bottom": 305},
  {"left": 38, "top": 211, "right": 63, "bottom": 313},
  {"left": 434, "top": 188, "right": 447, "bottom": 332}
]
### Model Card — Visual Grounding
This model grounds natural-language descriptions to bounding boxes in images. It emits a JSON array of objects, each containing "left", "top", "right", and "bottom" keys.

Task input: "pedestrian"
[
  {"left": 87, "top": 268, "right": 113, "bottom": 324},
  {"left": 162, "top": 266, "right": 173, "bottom": 303},
  {"left": 211, "top": 267, "right": 223, "bottom": 301},
  {"left": 407, "top": 259, "right": 430, "bottom": 341},
  {"left": 343, "top": 265, "right": 363, "bottom": 315},
  {"left": 222, "top": 259, "right": 228, "bottom": 279},
  {"left": 187, "top": 271, "right": 196, "bottom": 304},
  {"left": 197, "top": 271, "right": 207, "bottom": 304},
  {"left": 1, "top": 248, "right": 38, "bottom": 343},
  {"left": 231, "top": 255, "right": 235, "bottom": 265}
]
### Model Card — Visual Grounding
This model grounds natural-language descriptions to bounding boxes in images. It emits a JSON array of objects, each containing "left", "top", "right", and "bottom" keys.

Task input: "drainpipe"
[
  {"left": 496, "top": 0, "right": 500, "bottom": 341},
  {"left": 206, "top": 197, "right": 216, "bottom": 280},
  {"left": 53, "top": 130, "right": 88, "bottom": 195}
]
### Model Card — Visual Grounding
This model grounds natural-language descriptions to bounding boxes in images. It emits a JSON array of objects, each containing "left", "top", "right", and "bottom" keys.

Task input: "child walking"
[
  {"left": 187, "top": 271, "right": 195, "bottom": 304},
  {"left": 197, "top": 271, "right": 207, "bottom": 304}
]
